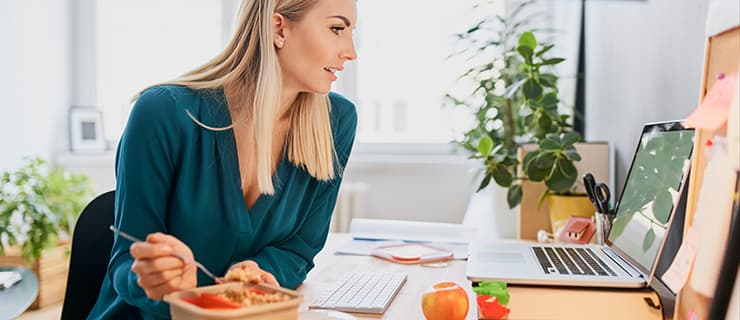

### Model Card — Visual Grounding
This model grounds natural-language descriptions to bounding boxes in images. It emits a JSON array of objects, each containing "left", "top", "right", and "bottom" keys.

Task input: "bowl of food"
[{"left": 164, "top": 267, "right": 302, "bottom": 320}]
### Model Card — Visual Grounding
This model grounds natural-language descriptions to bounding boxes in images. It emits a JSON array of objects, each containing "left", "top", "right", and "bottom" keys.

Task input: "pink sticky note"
[{"left": 683, "top": 74, "right": 738, "bottom": 130}]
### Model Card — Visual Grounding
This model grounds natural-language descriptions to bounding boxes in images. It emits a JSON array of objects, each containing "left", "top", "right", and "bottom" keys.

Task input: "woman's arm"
[{"left": 107, "top": 86, "right": 185, "bottom": 318}]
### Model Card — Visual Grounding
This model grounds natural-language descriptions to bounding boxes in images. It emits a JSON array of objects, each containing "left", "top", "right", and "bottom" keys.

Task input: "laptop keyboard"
[
  {"left": 309, "top": 272, "right": 407, "bottom": 314},
  {"left": 533, "top": 247, "right": 617, "bottom": 276}
]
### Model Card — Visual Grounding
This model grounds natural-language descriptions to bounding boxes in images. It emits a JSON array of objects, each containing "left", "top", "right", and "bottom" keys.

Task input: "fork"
[{"left": 108, "top": 225, "right": 219, "bottom": 281}]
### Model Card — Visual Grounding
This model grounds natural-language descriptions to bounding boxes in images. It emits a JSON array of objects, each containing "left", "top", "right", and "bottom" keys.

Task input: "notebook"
[{"left": 466, "top": 120, "right": 696, "bottom": 288}]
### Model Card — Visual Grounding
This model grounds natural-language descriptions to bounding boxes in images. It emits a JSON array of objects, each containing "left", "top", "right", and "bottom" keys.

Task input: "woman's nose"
[{"left": 341, "top": 40, "right": 357, "bottom": 61}]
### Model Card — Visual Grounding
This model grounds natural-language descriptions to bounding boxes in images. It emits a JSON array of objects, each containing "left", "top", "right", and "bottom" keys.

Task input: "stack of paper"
[{"left": 335, "top": 218, "right": 475, "bottom": 260}]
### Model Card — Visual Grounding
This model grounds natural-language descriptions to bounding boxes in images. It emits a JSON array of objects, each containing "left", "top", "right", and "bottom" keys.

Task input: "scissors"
[{"left": 583, "top": 173, "right": 611, "bottom": 215}]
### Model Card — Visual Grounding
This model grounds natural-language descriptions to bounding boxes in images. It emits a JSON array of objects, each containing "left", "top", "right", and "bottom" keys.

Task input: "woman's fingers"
[
  {"left": 229, "top": 260, "right": 258, "bottom": 271},
  {"left": 129, "top": 232, "right": 199, "bottom": 300},
  {"left": 260, "top": 271, "right": 279, "bottom": 287},
  {"left": 136, "top": 266, "right": 184, "bottom": 288},
  {"left": 142, "top": 264, "right": 196, "bottom": 300},
  {"left": 226, "top": 260, "right": 280, "bottom": 286},
  {"left": 146, "top": 233, "right": 194, "bottom": 261},
  {"left": 129, "top": 241, "right": 173, "bottom": 260},
  {"left": 131, "top": 255, "right": 184, "bottom": 274}
]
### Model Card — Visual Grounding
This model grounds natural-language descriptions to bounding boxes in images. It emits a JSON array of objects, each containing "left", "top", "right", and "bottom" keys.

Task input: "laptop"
[{"left": 466, "top": 120, "right": 696, "bottom": 288}]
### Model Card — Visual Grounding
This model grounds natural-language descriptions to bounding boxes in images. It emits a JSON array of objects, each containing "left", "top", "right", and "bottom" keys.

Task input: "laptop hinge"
[{"left": 602, "top": 247, "right": 644, "bottom": 278}]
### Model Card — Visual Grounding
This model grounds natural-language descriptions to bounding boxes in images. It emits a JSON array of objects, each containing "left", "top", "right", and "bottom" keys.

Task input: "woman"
[{"left": 88, "top": 0, "right": 357, "bottom": 318}]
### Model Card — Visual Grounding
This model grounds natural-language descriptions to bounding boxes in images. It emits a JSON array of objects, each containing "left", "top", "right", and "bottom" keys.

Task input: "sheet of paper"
[
  {"left": 688, "top": 147, "right": 737, "bottom": 296},
  {"left": 683, "top": 73, "right": 737, "bottom": 130},
  {"left": 661, "top": 228, "right": 700, "bottom": 293},
  {"left": 349, "top": 218, "right": 476, "bottom": 244},
  {"left": 727, "top": 68, "right": 739, "bottom": 170},
  {"left": 335, "top": 239, "right": 469, "bottom": 260}
]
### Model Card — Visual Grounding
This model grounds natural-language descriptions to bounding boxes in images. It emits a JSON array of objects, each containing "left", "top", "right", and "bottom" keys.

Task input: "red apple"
[{"left": 421, "top": 282, "right": 469, "bottom": 320}]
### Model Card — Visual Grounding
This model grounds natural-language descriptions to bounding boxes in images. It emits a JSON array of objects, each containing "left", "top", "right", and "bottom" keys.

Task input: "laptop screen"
[{"left": 607, "top": 121, "right": 695, "bottom": 273}]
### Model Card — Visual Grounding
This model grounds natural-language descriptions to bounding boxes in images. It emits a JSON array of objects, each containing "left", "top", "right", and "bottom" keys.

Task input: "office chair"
[{"left": 61, "top": 190, "right": 115, "bottom": 320}]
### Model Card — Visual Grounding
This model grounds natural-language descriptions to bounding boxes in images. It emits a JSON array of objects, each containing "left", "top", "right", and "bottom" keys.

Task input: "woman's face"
[{"left": 276, "top": 0, "right": 357, "bottom": 95}]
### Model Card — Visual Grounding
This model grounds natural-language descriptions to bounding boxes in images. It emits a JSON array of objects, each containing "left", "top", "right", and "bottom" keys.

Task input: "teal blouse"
[{"left": 88, "top": 86, "right": 357, "bottom": 319}]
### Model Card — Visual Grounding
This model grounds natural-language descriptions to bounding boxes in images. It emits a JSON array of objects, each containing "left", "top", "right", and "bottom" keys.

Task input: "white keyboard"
[{"left": 309, "top": 272, "right": 407, "bottom": 314}]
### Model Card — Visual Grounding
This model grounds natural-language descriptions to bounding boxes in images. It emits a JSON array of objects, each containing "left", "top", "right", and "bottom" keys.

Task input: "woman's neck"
[{"left": 223, "top": 83, "right": 298, "bottom": 122}]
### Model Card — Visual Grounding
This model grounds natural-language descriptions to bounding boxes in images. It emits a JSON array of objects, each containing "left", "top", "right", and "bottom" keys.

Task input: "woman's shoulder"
[
  {"left": 133, "top": 85, "right": 222, "bottom": 125},
  {"left": 137, "top": 85, "right": 207, "bottom": 109},
  {"left": 327, "top": 92, "right": 357, "bottom": 123}
]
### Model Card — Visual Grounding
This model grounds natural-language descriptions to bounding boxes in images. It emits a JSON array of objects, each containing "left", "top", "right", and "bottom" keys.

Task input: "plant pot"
[
  {"left": 517, "top": 142, "right": 611, "bottom": 240},
  {"left": 547, "top": 194, "right": 595, "bottom": 236},
  {"left": 463, "top": 185, "right": 519, "bottom": 240},
  {"left": 0, "top": 242, "right": 71, "bottom": 309}
]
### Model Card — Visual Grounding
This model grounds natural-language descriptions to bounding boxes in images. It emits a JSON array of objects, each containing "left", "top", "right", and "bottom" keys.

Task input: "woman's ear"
[{"left": 273, "top": 13, "right": 286, "bottom": 48}]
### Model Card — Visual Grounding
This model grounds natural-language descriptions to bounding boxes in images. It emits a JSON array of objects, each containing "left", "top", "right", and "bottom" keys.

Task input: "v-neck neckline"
[{"left": 217, "top": 88, "right": 290, "bottom": 216}]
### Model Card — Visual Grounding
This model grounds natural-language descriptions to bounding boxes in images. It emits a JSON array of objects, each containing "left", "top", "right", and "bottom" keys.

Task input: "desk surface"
[
  {"left": 299, "top": 234, "right": 664, "bottom": 320},
  {"left": 16, "top": 233, "right": 664, "bottom": 320}
]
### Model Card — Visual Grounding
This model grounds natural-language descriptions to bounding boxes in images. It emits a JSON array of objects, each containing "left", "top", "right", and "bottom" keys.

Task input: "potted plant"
[
  {"left": 448, "top": 4, "right": 596, "bottom": 236},
  {"left": 0, "top": 157, "right": 94, "bottom": 308}
]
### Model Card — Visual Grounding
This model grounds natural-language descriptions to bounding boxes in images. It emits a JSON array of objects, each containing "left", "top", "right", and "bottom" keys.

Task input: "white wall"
[
  {"left": 0, "top": 1, "right": 73, "bottom": 172},
  {"left": 343, "top": 156, "right": 479, "bottom": 223},
  {"left": 2, "top": 0, "right": 713, "bottom": 224},
  {"left": 585, "top": 0, "right": 708, "bottom": 194}
]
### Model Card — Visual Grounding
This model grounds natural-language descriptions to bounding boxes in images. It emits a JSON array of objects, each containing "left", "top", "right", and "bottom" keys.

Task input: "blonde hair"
[{"left": 138, "top": 0, "right": 335, "bottom": 195}]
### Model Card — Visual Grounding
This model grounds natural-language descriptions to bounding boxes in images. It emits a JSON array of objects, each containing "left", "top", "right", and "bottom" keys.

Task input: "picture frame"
[{"left": 69, "top": 106, "right": 106, "bottom": 152}]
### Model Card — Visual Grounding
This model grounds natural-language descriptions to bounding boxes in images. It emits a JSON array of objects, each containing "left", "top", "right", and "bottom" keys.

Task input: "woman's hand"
[
  {"left": 223, "top": 260, "right": 279, "bottom": 287},
  {"left": 129, "top": 233, "right": 198, "bottom": 300}
]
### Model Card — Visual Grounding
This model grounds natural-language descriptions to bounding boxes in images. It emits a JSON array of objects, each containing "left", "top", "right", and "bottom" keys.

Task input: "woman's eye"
[{"left": 330, "top": 26, "right": 345, "bottom": 35}]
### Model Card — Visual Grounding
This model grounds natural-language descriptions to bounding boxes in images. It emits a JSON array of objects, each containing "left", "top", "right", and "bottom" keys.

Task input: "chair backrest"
[{"left": 61, "top": 190, "right": 115, "bottom": 320}]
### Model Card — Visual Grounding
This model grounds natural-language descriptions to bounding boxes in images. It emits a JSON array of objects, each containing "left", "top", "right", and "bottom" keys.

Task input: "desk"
[
  {"left": 299, "top": 234, "right": 664, "bottom": 320},
  {"left": 0, "top": 266, "right": 39, "bottom": 319}
]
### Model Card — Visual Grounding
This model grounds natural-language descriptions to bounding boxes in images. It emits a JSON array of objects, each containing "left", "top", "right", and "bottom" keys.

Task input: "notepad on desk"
[{"left": 334, "top": 218, "right": 474, "bottom": 260}]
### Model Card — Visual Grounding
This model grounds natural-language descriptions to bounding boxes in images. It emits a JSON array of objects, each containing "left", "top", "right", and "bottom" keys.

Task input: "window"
[
  {"left": 96, "top": 0, "right": 505, "bottom": 146},
  {"left": 97, "top": 0, "right": 232, "bottom": 139},
  {"left": 335, "top": 0, "right": 505, "bottom": 144}
]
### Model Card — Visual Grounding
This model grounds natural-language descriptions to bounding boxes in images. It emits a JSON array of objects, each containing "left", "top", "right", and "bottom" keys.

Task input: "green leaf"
[
  {"left": 540, "top": 58, "right": 565, "bottom": 66},
  {"left": 540, "top": 73, "right": 558, "bottom": 88},
  {"left": 526, "top": 161, "right": 550, "bottom": 182},
  {"left": 564, "top": 148, "right": 581, "bottom": 161},
  {"left": 545, "top": 133, "right": 561, "bottom": 143},
  {"left": 518, "top": 31, "right": 537, "bottom": 50},
  {"left": 534, "top": 152, "right": 556, "bottom": 169},
  {"left": 535, "top": 44, "right": 554, "bottom": 57},
  {"left": 561, "top": 132, "right": 581, "bottom": 146},
  {"left": 492, "top": 166, "right": 513, "bottom": 187},
  {"left": 643, "top": 228, "right": 656, "bottom": 252},
  {"left": 478, "top": 136, "right": 494, "bottom": 157},
  {"left": 539, "top": 138, "right": 560, "bottom": 151},
  {"left": 522, "top": 151, "right": 538, "bottom": 170},
  {"left": 545, "top": 159, "right": 577, "bottom": 193},
  {"left": 477, "top": 174, "right": 492, "bottom": 192},
  {"left": 537, "top": 114, "right": 552, "bottom": 131},
  {"left": 507, "top": 184, "right": 523, "bottom": 209},
  {"left": 517, "top": 45, "right": 534, "bottom": 61},
  {"left": 653, "top": 190, "right": 673, "bottom": 224},
  {"left": 541, "top": 92, "right": 558, "bottom": 107},
  {"left": 522, "top": 79, "right": 542, "bottom": 100}
]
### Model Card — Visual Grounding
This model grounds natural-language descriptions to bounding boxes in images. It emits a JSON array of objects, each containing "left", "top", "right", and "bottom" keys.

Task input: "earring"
[{"left": 276, "top": 40, "right": 284, "bottom": 47}]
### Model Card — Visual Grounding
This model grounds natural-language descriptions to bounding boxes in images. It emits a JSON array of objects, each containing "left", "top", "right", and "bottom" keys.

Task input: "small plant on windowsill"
[
  {"left": 448, "top": 29, "right": 582, "bottom": 209},
  {"left": 0, "top": 157, "right": 94, "bottom": 264}
]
